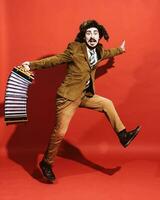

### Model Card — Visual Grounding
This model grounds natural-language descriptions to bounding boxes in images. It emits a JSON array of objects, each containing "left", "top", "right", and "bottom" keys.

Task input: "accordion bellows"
[{"left": 4, "top": 67, "right": 34, "bottom": 124}]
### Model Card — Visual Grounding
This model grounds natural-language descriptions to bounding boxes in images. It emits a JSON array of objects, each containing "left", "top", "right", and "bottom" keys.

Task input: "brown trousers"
[{"left": 43, "top": 93, "right": 125, "bottom": 164}]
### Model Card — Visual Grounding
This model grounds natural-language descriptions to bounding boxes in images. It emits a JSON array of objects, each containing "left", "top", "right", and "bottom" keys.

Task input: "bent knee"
[
  {"left": 104, "top": 98, "right": 113, "bottom": 105},
  {"left": 102, "top": 99, "right": 114, "bottom": 109}
]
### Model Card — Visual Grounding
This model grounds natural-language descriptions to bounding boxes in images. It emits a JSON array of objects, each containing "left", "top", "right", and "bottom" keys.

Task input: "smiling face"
[{"left": 85, "top": 27, "right": 100, "bottom": 49}]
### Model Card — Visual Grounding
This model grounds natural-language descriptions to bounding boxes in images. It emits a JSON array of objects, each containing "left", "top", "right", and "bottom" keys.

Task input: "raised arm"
[
  {"left": 103, "top": 40, "right": 126, "bottom": 59},
  {"left": 21, "top": 43, "right": 73, "bottom": 71}
]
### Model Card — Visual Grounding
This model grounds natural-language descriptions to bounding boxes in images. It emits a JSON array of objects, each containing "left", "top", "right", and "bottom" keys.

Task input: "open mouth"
[
  {"left": 89, "top": 39, "right": 96, "bottom": 43},
  {"left": 89, "top": 41, "right": 97, "bottom": 46}
]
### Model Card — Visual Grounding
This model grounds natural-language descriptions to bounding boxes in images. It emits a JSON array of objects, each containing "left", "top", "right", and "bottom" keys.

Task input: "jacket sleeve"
[
  {"left": 102, "top": 47, "right": 124, "bottom": 59},
  {"left": 29, "top": 43, "right": 73, "bottom": 70}
]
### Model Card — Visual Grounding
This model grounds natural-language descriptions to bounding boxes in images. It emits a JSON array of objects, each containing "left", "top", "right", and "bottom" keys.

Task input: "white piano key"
[
  {"left": 7, "top": 84, "right": 28, "bottom": 91},
  {"left": 5, "top": 108, "right": 26, "bottom": 111},
  {"left": 8, "top": 79, "right": 28, "bottom": 88},
  {"left": 5, "top": 100, "right": 27, "bottom": 104},
  {"left": 6, "top": 92, "right": 28, "bottom": 98},
  {"left": 9, "top": 76, "right": 28, "bottom": 86},
  {"left": 12, "top": 71, "right": 32, "bottom": 84},
  {"left": 5, "top": 96, "right": 27, "bottom": 100},
  {"left": 5, "top": 114, "right": 27, "bottom": 118},
  {"left": 6, "top": 88, "right": 27, "bottom": 94},
  {"left": 5, "top": 104, "right": 27, "bottom": 108},
  {"left": 10, "top": 73, "right": 29, "bottom": 85},
  {"left": 5, "top": 110, "right": 27, "bottom": 114}
]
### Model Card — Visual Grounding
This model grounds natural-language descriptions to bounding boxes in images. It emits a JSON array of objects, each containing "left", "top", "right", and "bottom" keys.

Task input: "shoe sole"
[
  {"left": 43, "top": 176, "right": 55, "bottom": 184},
  {"left": 123, "top": 126, "right": 141, "bottom": 148}
]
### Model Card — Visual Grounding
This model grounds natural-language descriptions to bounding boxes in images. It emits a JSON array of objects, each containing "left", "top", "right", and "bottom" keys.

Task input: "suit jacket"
[{"left": 29, "top": 42, "right": 123, "bottom": 100}]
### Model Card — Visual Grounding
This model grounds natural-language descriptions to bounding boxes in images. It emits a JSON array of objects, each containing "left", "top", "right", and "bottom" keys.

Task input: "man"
[{"left": 22, "top": 20, "right": 141, "bottom": 183}]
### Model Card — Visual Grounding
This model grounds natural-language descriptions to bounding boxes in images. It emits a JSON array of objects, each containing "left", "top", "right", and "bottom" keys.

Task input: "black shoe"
[
  {"left": 39, "top": 160, "right": 56, "bottom": 183},
  {"left": 118, "top": 126, "right": 141, "bottom": 148}
]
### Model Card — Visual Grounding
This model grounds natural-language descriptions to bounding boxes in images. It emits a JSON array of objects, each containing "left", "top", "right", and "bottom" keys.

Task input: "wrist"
[
  {"left": 22, "top": 61, "right": 31, "bottom": 71},
  {"left": 120, "top": 47, "right": 125, "bottom": 52}
]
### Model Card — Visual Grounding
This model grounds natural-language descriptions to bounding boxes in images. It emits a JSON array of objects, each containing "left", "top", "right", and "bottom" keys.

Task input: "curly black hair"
[{"left": 75, "top": 20, "right": 109, "bottom": 43}]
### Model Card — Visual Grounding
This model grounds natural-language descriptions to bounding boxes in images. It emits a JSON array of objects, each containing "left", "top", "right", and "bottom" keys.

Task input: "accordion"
[{"left": 4, "top": 66, "right": 34, "bottom": 124}]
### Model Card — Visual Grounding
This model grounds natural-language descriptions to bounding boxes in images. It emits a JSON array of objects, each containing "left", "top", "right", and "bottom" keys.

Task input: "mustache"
[{"left": 89, "top": 38, "right": 97, "bottom": 42}]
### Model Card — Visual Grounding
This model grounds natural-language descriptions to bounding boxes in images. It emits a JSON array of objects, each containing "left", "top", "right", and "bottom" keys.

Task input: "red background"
[{"left": 0, "top": 0, "right": 160, "bottom": 199}]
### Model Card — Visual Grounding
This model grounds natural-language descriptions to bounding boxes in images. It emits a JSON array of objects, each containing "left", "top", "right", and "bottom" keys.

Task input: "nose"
[{"left": 91, "top": 33, "right": 95, "bottom": 38}]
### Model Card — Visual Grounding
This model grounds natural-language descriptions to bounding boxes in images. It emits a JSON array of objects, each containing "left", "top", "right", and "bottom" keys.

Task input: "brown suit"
[
  {"left": 30, "top": 41, "right": 123, "bottom": 100},
  {"left": 29, "top": 42, "right": 125, "bottom": 164}
]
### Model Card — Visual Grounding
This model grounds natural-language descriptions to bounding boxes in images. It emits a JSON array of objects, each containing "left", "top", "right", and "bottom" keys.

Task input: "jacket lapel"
[
  {"left": 81, "top": 43, "right": 90, "bottom": 65},
  {"left": 81, "top": 42, "right": 103, "bottom": 69}
]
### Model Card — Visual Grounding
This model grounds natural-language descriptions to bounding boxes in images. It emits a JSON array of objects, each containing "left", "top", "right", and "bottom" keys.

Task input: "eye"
[
  {"left": 86, "top": 32, "right": 91, "bottom": 35},
  {"left": 94, "top": 31, "right": 99, "bottom": 35}
]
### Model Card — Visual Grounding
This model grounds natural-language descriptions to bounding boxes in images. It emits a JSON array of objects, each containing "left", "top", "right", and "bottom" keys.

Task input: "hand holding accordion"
[
  {"left": 4, "top": 66, "right": 34, "bottom": 124},
  {"left": 21, "top": 61, "right": 31, "bottom": 71}
]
